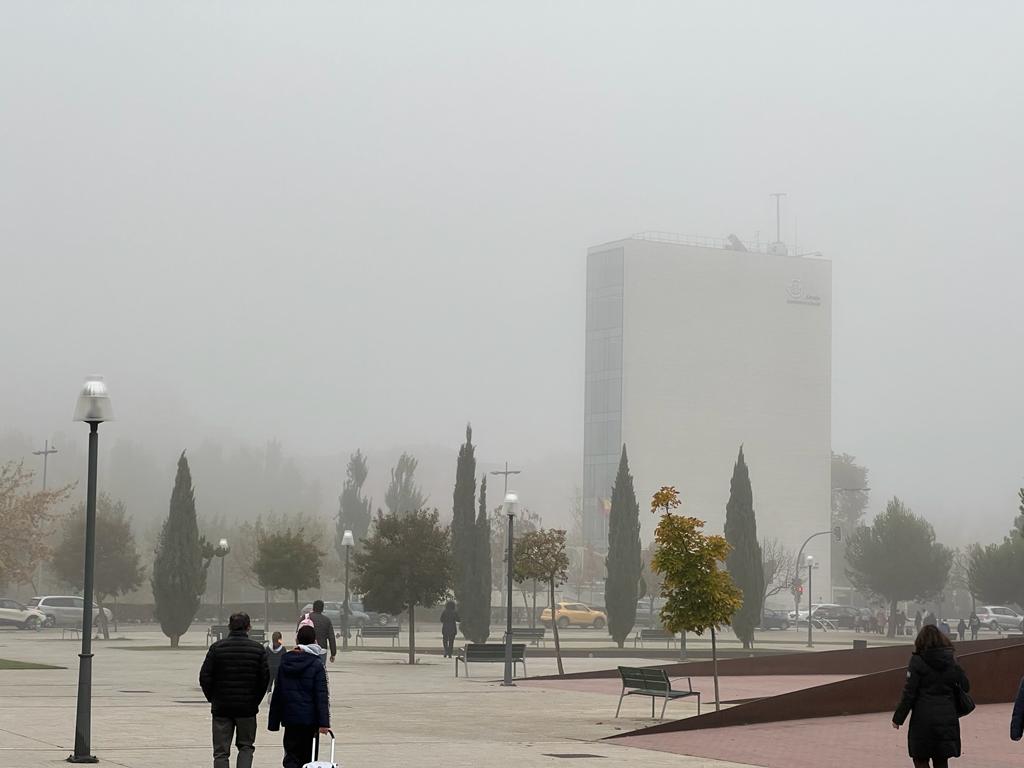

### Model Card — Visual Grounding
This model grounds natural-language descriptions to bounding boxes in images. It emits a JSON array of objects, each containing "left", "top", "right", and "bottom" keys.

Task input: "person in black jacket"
[
  {"left": 440, "top": 601, "right": 460, "bottom": 658},
  {"left": 298, "top": 600, "right": 336, "bottom": 666},
  {"left": 1010, "top": 676, "right": 1024, "bottom": 742},
  {"left": 892, "top": 624, "right": 970, "bottom": 768},
  {"left": 199, "top": 612, "right": 270, "bottom": 768},
  {"left": 269, "top": 625, "right": 331, "bottom": 768}
]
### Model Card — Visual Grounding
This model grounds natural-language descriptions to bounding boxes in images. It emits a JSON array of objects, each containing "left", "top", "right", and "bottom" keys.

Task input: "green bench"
[
  {"left": 634, "top": 628, "right": 677, "bottom": 648},
  {"left": 455, "top": 643, "right": 527, "bottom": 678},
  {"left": 616, "top": 666, "right": 701, "bottom": 720}
]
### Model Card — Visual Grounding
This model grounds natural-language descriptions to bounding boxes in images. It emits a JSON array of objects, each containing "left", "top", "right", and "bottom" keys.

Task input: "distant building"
[{"left": 583, "top": 232, "right": 833, "bottom": 600}]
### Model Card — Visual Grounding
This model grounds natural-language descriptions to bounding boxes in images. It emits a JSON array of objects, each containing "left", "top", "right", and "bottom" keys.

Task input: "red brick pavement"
[{"left": 614, "top": 704, "right": 1023, "bottom": 767}]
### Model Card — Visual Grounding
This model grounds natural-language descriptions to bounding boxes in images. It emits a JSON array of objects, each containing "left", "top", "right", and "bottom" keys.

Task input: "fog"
[{"left": 3, "top": 2, "right": 1023, "bottom": 547}]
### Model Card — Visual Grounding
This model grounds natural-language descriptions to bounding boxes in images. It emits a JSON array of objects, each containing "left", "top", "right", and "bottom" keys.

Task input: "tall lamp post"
[
  {"left": 215, "top": 539, "right": 230, "bottom": 624},
  {"left": 806, "top": 555, "right": 815, "bottom": 648},
  {"left": 341, "top": 530, "right": 354, "bottom": 651},
  {"left": 69, "top": 376, "right": 114, "bottom": 764},
  {"left": 502, "top": 491, "right": 518, "bottom": 687}
]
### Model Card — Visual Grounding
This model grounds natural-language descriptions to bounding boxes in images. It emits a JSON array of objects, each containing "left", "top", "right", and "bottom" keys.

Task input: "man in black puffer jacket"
[{"left": 200, "top": 612, "right": 270, "bottom": 768}]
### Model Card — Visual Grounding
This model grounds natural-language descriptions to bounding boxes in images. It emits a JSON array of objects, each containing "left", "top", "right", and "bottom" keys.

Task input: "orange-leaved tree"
[{"left": 650, "top": 486, "right": 742, "bottom": 711}]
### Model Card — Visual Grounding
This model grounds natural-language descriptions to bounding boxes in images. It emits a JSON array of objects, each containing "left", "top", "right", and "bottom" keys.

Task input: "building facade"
[{"left": 583, "top": 233, "right": 833, "bottom": 602}]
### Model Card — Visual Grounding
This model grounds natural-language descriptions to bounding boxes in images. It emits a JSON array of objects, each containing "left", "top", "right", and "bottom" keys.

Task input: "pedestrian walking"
[
  {"left": 298, "top": 599, "right": 337, "bottom": 667},
  {"left": 915, "top": 609, "right": 923, "bottom": 634},
  {"left": 440, "top": 600, "right": 460, "bottom": 658},
  {"left": 956, "top": 619, "right": 966, "bottom": 642},
  {"left": 968, "top": 614, "right": 980, "bottom": 641},
  {"left": 892, "top": 625, "right": 971, "bottom": 768},
  {"left": 1010, "top": 675, "right": 1024, "bottom": 742},
  {"left": 269, "top": 625, "right": 331, "bottom": 768},
  {"left": 267, "top": 631, "right": 285, "bottom": 694},
  {"left": 199, "top": 612, "right": 270, "bottom": 768},
  {"left": 923, "top": 610, "right": 937, "bottom": 627}
]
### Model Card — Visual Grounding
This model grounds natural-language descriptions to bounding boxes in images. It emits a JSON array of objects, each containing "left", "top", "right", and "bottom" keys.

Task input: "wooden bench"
[
  {"left": 509, "top": 627, "right": 546, "bottom": 646},
  {"left": 616, "top": 666, "right": 701, "bottom": 720},
  {"left": 633, "top": 628, "right": 677, "bottom": 648},
  {"left": 206, "top": 625, "right": 228, "bottom": 647},
  {"left": 455, "top": 643, "right": 527, "bottom": 678},
  {"left": 355, "top": 625, "right": 401, "bottom": 647}
]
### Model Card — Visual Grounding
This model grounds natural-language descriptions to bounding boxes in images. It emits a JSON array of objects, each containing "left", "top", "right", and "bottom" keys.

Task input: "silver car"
[
  {"left": 0, "top": 598, "right": 46, "bottom": 630},
  {"left": 29, "top": 596, "right": 112, "bottom": 628}
]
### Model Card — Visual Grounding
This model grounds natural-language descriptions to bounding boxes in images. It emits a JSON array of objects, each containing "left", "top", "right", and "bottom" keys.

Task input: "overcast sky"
[{"left": 3, "top": 2, "right": 1022, "bottom": 544}]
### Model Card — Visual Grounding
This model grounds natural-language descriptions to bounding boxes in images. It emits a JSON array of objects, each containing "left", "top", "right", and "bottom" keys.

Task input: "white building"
[{"left": 583, "top": 233, "right": 833, "bottom": 601}]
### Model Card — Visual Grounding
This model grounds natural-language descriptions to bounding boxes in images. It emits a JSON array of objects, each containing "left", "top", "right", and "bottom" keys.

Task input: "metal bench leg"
[
  {"left": 615, "top": 688, "right": 625, "bottom": 718},
  {"left": 660, "top": 695, "right": 669, "bottom": 721},
  {"left": 651, "top": 696, "right": 655, "bottom": 719},
  {"left": 697, "top": 693, "right": 701, "bottom": 715}
]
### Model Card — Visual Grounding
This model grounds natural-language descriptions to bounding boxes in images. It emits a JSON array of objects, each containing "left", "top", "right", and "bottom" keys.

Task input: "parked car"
[
  {"left": 0, "top": 598, "right": 46, "bottom": 630},
  {"left": 540, "top": 601, "right": 607, "bottom": 629},
  {"left": 300, "top": 601, "right": 370, "bottom": 629},
  {"left": 975, "top": 605, "right": 1023, "bottom": 632},
  {"left": 350, "top": 599, "right": 394, "bottom": 626},
  {"left": 758, "top": 608, "right": 791, "bottom": 630},
  {"left": 789, "top": 603, "right": 861, "bottom": 629},
  {"left": 28, "top": 596, "right": 112, "bottom": 628}
]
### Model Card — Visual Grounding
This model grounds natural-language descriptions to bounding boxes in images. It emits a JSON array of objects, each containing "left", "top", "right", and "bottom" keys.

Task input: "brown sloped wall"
[
  {"left": 607, "top": 640, "right": 1024, "bottom": 738},
  {"left": 532, "top": 637, "right": 1023, "bottom": 681}
]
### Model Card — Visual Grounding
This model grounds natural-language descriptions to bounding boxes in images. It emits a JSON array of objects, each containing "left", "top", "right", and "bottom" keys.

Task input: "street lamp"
[
  {"left": 341, "top": 530, "right": 354, "bottom": 651},
  {"left": 806, "top": 555, "right": 815, "bottom": 648},
  {"left": 502, "top": 491, "right": 518, "bottom": 687},
  {"left": 215, "top": 539, "right": 230, "bottom": 624},
  {"left": 69, "top": 376, "right": 114, "bottom": 764}
]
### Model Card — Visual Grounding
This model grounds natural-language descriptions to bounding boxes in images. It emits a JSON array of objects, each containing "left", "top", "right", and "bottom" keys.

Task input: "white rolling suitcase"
[{"left": 303, "top": 729, "right": 337, "bottom": 768}]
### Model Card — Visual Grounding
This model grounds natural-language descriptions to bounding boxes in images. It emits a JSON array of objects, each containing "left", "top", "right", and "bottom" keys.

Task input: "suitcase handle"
[{"left": 312, "top": 729, "right": 335, "bottom": 764}]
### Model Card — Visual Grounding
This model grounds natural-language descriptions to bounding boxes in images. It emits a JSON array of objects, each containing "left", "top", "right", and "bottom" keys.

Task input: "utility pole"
[
  {"left": 489, "top": 461, "right": 521, "bottom": 498},
  {"left": 33, "top": 439, "right": 58, "bottom": 490},
  {"left": 770, "top": 193, "right": 786, "bottom": 244},
  {"left": 32, "top": 440, "right": 58, "bottom": 594}
]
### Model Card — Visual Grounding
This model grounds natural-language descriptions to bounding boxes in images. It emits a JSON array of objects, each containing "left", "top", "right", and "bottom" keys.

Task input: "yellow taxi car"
[{"left": 540, "top": 601, "right": 607, "bottom": 629}]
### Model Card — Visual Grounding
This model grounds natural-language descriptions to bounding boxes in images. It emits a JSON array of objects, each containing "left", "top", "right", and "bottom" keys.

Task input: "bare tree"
[{"left": 761, "top": 536, "right": 795, "bottom": 609}]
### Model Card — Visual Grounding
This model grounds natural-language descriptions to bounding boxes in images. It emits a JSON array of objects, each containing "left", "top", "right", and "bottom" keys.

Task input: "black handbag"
[{"left": 954, "top": 683, "right": 975, "bottom": 718}]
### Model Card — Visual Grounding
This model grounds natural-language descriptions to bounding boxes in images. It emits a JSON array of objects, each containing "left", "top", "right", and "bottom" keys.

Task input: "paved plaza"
[
  {"left": 0, "top": 624, "right": 749, "bottom": 768},
  {"left": 3, "top": 624, "right": 1020, "bottom": 767}
]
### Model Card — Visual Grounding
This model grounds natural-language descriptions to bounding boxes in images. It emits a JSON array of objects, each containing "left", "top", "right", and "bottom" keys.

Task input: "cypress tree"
[
  {"left": 152, "top": 452, "right": 210, "bottom": 647},
  {"left": 605, "top": 444, "right": 641, "bottom": 647},
  {"left": 724, "top": 446, "right": 764, "bottom": 649},
  {"left": 337, "top": 450, "right": 372, "bottom": 554},
  {"left": 451, "top": 425, "right": 479, "bottom": 637},
  {"left": 463, "top": 475, "right": 492, "bottom": 642}
]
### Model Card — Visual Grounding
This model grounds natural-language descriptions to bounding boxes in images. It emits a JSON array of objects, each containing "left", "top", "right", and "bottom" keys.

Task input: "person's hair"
[
  {"left": 296, "top": 625, "right": 317, "bottom": 645},
  {"left": 229, "top": 612, "right": 251, "bottom": 633},
  {"left": 446, "top": 600, "right": 455, "bottom": 609},
  {"left": 915, "top": 624, "right": 953, "bottom": 653},
  {"left": 313, "top": 599, "right": 325, "bottom": 613},
  {"left": 272, "top": 631, "right": 282, "bottom": 641}
]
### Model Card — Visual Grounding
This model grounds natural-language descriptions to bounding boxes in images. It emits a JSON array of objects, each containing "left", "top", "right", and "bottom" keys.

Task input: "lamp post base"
[{"left": 67, "top": 754, "right": 99, "bottom": 763}]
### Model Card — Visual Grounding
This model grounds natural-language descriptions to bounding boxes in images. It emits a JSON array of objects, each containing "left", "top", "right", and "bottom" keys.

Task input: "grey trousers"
[{"left": 212, "top": 715, "right": 256, "bottom": 768}]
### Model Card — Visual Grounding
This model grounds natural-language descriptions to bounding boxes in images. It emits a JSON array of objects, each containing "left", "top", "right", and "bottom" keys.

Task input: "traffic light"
[{"left": 798, "top": 585, "right": 805, "bottom": 595}]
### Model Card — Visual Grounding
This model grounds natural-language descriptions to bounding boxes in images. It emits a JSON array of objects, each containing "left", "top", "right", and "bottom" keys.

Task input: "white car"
[
  {"left": 975, "top": 606, "right": 1023, "bottom": 632},
  {"left": 0, "top": 598, "right": 46, "bottom": 630},
  {"left": 28, "top": 596, "right": 112, "bottom": 628}
]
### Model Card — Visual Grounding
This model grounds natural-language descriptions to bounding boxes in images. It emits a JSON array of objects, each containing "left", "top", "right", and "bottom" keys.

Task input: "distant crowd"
[{"left": 855, "top": 609, "right": 982, "bottom": 641}]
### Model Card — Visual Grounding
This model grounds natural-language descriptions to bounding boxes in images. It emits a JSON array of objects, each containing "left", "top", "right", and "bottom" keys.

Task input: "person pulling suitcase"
[{"left": 268, "top": 624, "right": 331, "bottom": 768}]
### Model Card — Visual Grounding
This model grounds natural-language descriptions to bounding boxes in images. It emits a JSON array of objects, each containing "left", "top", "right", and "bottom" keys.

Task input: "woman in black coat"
[
  {"left": 440, "top": 601, "right": 460, "bottom": 659},
  {"left": 892, "top": 624, "right": 970, "bottom": 768}
]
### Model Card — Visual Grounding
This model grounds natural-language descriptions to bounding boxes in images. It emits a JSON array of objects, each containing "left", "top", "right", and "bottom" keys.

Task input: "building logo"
[{"left": 786, "top": 279, "right": 821, "bottom": 306}]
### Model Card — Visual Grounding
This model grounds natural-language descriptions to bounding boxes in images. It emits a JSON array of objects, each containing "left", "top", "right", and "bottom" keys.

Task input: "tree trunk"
[
  {"left": 170, "top": 634, "right": 180, "bottom": 648},
  {"left": 888, "top": 599, "right": 898, "bottom": 639},
  {"left": 293, "top": 590, "right": 299, "bottom": 618},
  {"left": 550, "top": 579, "right": 564, "bottom": 676},
  {"left": 711, "top": 626, "right": 721, "bottom": 712},
  {"left": 97, "top": 601, "right": 110, "bottom": 641},
  {"left": 264, "top": 589, "right": 270, "bottom": 634},
  {"left": 408, "top": 604, "right": 416, "bottom": 665},
  {"left": 531, "top": 580, "right": 537, "bottom": 629},
  {"left": 113, "top": 596, "right": 119, "bottom": 634}
]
